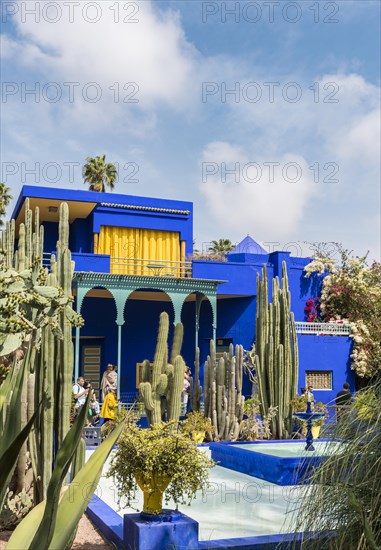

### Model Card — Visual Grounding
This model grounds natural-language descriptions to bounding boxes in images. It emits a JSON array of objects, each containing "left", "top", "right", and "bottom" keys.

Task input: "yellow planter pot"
[
  {"left": 135, "top": 474, "right": 172, "bottom": 515},
  {"left": 311, "top": 425, "right": 321, "bottom": 439}
]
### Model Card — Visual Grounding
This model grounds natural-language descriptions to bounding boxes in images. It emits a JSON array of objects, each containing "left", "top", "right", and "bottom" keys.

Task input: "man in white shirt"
[{"left": 73, "top": 377, "right": 89, "bottom": 411}]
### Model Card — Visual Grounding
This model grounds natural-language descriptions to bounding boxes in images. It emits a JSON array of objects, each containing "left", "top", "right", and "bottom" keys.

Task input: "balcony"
[
  {"left": 43, "top": 252, "right": 192, "bottom": 278},
  {"left": 295, "top": 322, "right": 351, "bottom": 336}
]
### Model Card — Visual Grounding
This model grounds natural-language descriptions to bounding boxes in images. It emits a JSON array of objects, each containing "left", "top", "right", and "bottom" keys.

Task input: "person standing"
[
  {"left": 181, "top": 367, "right": 191, "bottom": 416},
  {"left": 100, "top": 363, "right": 117, "bottom": 401},
  {"left": 335, "top": 382, "right": 352, "bottom": 406},
  {"left": 73, "top": 377, "right": 89, "bottom": 413},
  {"left": 100, "top": 388, "right": 118, "bottom": 423},
  {"left": 335, "top": 382, "right": 352, "bottom": 420},
  {"left": 307, "top": 386, "right": 315, "bottom": 402},
  {"left": 89, "top": 391, "right": 101, "bottom": 425}
]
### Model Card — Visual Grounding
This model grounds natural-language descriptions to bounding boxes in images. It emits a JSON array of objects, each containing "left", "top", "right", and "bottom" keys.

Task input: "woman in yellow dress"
[{"left": 100, "top": 388, "right": 118, "bottom": 423}]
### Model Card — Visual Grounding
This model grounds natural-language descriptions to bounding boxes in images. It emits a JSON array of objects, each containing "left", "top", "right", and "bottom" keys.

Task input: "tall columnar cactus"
[
  {"left": 0, "top": 199, "right": 82, "bottom": 502},
  {"left": 140, "top": 312, "right": 185, "bottom": 427},
  {"left": 204, "top": 340, "right": 245, "bottom": 441},
  {"left": 254, "top": 261, "right": 298, "bottom": 439},
  {"left": 191, "top": 347, "right": 202, "bottom": 411}
]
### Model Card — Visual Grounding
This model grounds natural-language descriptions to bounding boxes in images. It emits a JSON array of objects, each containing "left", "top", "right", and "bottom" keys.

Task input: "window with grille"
[{"left": 306, "top": 370, "right": 332, "bottom": 390}]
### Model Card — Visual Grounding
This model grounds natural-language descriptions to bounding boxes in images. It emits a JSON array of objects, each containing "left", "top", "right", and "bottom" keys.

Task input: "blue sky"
[{"left": 1, "top": 0, "right": 380, "bottom": 260}]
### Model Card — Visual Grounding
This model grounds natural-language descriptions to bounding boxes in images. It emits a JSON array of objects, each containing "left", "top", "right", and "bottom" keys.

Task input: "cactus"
[
  {"left": 204, "top": 341, "right": 245, "bottom": 441},
  {"left": 191, "top": 347, "right": 202, "bottom": 411},
  {"left": 140, "top": 312, "right": 185, "bottom": 427},
  {"left": 0, "top": 198, "right": 83, "bottom": 503},
  {"left": 254, "top": 262, "right": 298, "bottom": 439}
]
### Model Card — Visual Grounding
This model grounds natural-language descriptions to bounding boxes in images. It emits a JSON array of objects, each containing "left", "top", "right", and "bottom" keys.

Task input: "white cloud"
[
  {"left": 199, "top": 142, "right": 317, "bottom": 240},
  {"left": 197, "top": 73, "right": 380, "bottom": 257},
  {"left": 6, "top": 1, "right": 198, "bottom": 110}
]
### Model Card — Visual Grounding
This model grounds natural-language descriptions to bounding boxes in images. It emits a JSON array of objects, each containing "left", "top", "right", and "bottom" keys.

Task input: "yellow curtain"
[{"left": 98, "top": 226, "right": 180, "bottom": 276}]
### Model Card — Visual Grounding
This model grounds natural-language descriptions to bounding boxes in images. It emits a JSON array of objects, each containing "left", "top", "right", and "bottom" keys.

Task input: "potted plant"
[
  {"left": 181, "top": 411, "right": 214, "bottom": 443},
  {"left": 108, "top": 421, "right": 215, "bottom": 516}
]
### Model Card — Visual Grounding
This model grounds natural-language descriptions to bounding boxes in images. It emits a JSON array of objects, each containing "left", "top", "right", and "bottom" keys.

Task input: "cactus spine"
[
  {"left": 255, "top": 262, "right": 298, "bottom": 439},
  {"left": 140, "top": 311, "right": 185, "bottom": 427},
  {"left": 204, "top": 341, "right": 245, "bottom": 441}
]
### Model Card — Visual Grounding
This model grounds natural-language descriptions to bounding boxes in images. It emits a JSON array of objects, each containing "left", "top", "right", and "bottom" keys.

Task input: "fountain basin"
[
  {"left": 210, "top": 440, "right": 341, "bottom": 485},
  {"left": 293, "top": 412, "right": 325, "bottom": 422}
]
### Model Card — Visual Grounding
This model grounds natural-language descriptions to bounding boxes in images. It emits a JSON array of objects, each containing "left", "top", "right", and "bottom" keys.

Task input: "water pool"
[
  {"left": 233, "top": 441, "right": 344, "bottom": 458},
  {"left": 210, "top": 440, "right": 344, "bottom": 485}
]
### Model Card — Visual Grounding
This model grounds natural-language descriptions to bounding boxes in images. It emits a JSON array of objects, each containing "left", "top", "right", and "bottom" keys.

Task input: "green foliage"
[
  {"left": 191, "top": 238, "right": 234, "bottom": 261},
  {"left": 0, "top": 489, "right": 33, "bottom": 530},
  {"left": 208, "top": 239, "right": 235, "bottom": 255},
  {"left": 7, "top": 419, "right": 125, "bottom": 549},
  {"left": 0, "top": 183, "right": 12, "bottom": 228},
  {"left": 181, "top": 410, "right": 214, "bottom": 441},
  {"left": 0, "top": 361, "right": 11, "bottom": 386},
  {"left": 353, "top": 388, "right": 378, "bottom": 421},
  {"left": 108, "top": 421, "right": 215, "bottom": 510},
  {"left": 0, "top": 357, "right": 40, "bottom": 512},
  {"left": 101, "top": 406, "right": 137, "bottom": 440},
  {"left": 239, "top": 398, "right": 277, "bottom": 441},
  {"left": 0, "top": 263, "right": 82, "bottom": 357},
  {"left": 82, "top": 155, "right": 117, "bottom": 192},
  {"left": 291, "top": 380, "right": 381, "bottom": 549},
  {"left": 27, "top": 393, "right": 91, "bottom": 549}
]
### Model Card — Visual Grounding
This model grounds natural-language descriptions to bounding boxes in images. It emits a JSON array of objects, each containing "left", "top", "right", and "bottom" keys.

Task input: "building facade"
[{"left": 12, "top": 185, "right": 354, "bottom": 404}]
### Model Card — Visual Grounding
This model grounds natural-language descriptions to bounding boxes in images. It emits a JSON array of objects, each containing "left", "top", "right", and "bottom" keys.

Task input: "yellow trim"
[{"left": 93, "top": 233, "right": 99, "bottom": 254}]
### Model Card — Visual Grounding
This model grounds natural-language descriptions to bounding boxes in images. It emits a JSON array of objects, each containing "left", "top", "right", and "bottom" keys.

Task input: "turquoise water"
[{"left": 234, "top": 441, "right": 344, "bottom": 458}]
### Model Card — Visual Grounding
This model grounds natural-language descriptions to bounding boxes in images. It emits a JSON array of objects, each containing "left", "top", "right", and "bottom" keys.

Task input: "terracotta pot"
[{"left": 135, "top": 473, "right": 172, "bottom": 515}]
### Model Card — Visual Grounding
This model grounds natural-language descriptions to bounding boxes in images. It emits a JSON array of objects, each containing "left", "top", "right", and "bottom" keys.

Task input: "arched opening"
[
  {"left": 75, "top": 286, "right": 117, "bottom": 398},
  {"left": 181, "top": 292, "right": 214, "bottom": 373},
  {"left": 122, "top": 288, "right": 175, "bottom": 399}
]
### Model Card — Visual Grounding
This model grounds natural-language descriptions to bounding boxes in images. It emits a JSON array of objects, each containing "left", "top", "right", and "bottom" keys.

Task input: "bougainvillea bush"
[{"left": 304, "top": 249, "right": 381, "bottom": 378}]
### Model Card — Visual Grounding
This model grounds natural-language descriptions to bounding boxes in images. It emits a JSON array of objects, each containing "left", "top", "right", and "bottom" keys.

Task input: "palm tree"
[
  {"left": 0, "top": 183, "right": 12, "bottom": 227},
  {"left": 208, "top": 239, "right": 235, "bottom": 255},
  {"left": 82, "top": 155, "right": 117, "bottom": 192}
]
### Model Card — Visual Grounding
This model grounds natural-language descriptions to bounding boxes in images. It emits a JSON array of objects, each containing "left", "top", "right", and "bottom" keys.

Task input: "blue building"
[{"left": 12, "top": 185, "right": 354, "bottom": 404}]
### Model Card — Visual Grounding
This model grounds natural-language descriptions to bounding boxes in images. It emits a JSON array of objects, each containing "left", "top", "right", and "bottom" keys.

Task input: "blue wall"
[
  {"left": 77, "top": 293, "right": 354, "bottom": 404},
  {"left": 297, "top": 334, "right": 354, "bottom": 405},
  {"left": 43, "top": 221, "right": 58, "bottom": 253},
  {"left": 193, "top": 253, "right": 323, "bottom": 324},
  {"left": 69, "top": 217, "right": 93, "bottom": 253}
]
